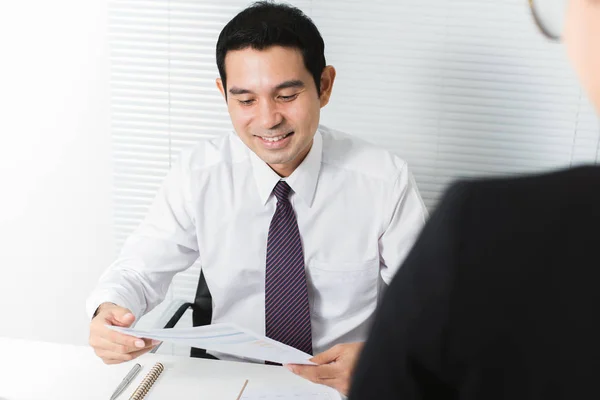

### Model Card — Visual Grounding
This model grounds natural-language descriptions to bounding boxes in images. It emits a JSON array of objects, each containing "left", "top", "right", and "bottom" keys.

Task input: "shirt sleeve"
[
  {"left": 349, "top": 183, "right": 468, "bottom": 400},
  {"left": 379, "top": 162, "right": 428, "bottom": 284},
  {"left": 86, "top": 150, "right": 200, "bottom": 321}
]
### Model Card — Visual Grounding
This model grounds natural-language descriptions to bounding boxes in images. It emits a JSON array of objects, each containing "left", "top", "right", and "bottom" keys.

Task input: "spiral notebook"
[
  {"left": 122, "top": 362, "right": 338, "bottom": 400},
  {"left": 129, "top": 362, "right": 165, "bottom": 400}
]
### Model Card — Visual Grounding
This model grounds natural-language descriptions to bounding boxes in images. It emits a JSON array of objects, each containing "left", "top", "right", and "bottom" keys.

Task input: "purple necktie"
[{"left": 265, "top": 181, "right": 313, "bottom": 355}]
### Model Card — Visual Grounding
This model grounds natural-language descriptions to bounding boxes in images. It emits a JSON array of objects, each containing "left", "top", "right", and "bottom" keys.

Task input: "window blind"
[{"left": 109, "top": 0, "right": 600, "bottom": 339}]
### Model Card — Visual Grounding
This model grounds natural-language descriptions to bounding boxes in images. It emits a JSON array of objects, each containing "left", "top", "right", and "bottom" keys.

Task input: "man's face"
[
  {"left": 217, "top": 46, "right": 334, "bottom": 177},
  {"left": 564, "top": 0, "right": 600, "bottom": 112}
]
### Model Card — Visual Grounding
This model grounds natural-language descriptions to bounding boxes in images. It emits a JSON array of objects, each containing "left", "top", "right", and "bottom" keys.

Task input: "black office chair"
[{"left": 162, "top": 270, "right": 217, "bottom": 359}]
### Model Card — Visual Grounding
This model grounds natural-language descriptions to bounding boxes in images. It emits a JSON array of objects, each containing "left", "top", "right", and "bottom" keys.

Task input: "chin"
[
  {"left": 261, "top": 155, "right": 294, "bottom": 166},
  {"left": 254, "top": 146, "right": 293, "bottom": 162}
]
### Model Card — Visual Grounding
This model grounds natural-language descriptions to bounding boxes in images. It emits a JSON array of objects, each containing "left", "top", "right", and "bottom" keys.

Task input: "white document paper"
[
  {"left": 240, "top": 387, "right": 338, "bottom": 400},
  {"left": 108, "top": 323, "right": 315, "bottom": 365}
]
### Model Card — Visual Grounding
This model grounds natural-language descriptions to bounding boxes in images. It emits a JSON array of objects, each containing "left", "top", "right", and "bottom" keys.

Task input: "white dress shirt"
[{"left": 87, "top": 125, "right": 427, "bottom": 355}]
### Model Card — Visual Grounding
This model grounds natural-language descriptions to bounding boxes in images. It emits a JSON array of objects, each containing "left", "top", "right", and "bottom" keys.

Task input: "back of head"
[{"left": 216, "top": 1, "right": 326, "bottom": 95}]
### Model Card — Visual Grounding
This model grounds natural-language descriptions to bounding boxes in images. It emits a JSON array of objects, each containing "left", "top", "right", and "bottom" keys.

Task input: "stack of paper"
[{"left": 240, "top": 387, "right": 337, "bottom": 400}]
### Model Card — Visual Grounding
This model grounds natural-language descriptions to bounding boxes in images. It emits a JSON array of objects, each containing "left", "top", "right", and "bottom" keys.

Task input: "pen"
[
  {"left": 110, "top": 341, "right": 163, "bottom": 400},
  {"left": 110, "top": 363, "right": 142, "bottom": 400},
  {"left": 235, "top": 379, "right": 249, "bottom": 400}
]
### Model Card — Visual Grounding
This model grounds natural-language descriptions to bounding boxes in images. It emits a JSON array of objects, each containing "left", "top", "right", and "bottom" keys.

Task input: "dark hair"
[{"left": 216, "top": 1, "right": 326, "bottom": 97}]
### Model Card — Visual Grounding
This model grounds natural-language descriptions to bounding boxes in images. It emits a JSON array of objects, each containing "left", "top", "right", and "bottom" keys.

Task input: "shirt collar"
[{"left": 248, "top": 129, "right": 323, "bottom": 207}]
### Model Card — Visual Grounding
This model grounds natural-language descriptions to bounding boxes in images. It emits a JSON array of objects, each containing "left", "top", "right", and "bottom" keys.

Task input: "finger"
[
  {"left": 309, "top": 344, "right": 343, "bottom": 365},
  {"left": 104, "top": 329, "right": 154, "bottom": 349},
  {"left": 291, "top": 361, "right": 352, "bottom": 396},
  {"left": 93, "top": 304, "right": 135, "bottom": 327},
  {"left": 95, "top": 336, "right": 156, "bottom": 354},
  {"left": 90, "top": 336, "right": 136, "bottom": 354},
  {"left": 286, "top": 363, "right": 339, "bottom": 384},
  {"left": 91, "top": 316, "right": 158, "bottom": 349},
  {"left": 109, "top": 311, "right": 136, "bottom": 327}
]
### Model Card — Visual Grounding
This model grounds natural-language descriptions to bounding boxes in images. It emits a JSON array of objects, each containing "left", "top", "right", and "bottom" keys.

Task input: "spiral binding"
[{"left": 129, "top": 362, "right": 165, "bottom": 400}]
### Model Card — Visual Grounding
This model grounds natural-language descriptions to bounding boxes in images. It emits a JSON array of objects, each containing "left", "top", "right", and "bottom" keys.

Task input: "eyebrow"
[
  {"left": 275, "top": 80, "right": 305, "bottom": 91},
  {"left": 228, "top": 80, "right": 305, "bottom": 96}
]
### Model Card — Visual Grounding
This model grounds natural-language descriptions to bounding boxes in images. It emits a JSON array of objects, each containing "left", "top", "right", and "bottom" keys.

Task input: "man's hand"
[
  {"left": 89, "top": 302, "right": 159, "bottom": 365},
  {"left": 285, "top": 342, "right": 364, "bottom": 396}
]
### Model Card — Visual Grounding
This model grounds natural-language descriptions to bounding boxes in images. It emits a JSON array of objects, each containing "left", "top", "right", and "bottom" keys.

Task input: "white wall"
[{"left": 0, "top": 1, "right": 114, "bottom": 345}]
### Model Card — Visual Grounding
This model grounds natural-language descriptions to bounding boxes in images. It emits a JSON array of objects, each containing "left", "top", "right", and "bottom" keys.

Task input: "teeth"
[{"left": 262, "top": 133, "right": 290, "bottom": 142}]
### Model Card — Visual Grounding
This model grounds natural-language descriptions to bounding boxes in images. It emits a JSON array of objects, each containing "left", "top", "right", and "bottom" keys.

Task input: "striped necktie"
[{"left": 265, "top": 181, "right": 313, "bottom": 355}]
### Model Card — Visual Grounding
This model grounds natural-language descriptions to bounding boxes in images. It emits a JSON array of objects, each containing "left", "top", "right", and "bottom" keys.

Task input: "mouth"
[{"left": 255, "top": 131, "right": 294, "bottom": 142}]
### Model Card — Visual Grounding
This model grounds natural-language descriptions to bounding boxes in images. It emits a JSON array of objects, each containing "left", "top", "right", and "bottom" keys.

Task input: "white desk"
[{"left": 0, "top": 337, "right": 341, "bottom": 400}]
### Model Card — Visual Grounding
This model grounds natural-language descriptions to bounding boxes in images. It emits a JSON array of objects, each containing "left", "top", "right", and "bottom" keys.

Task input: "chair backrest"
[{"left": 190, "top": 270, "right": 215, "bottom": 359}]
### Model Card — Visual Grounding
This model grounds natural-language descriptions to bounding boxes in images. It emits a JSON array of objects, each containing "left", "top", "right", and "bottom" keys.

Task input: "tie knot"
[{"left": 273, "top": 181, "right": 292, "bottom": 203}]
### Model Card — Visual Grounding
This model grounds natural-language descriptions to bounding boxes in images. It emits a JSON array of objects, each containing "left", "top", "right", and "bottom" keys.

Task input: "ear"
[
  {"left": 216, "top": 78, "right": 227, "bottom": 102},
  {"left": 319, "top": 66, "right": 336, "bottom": 108}
]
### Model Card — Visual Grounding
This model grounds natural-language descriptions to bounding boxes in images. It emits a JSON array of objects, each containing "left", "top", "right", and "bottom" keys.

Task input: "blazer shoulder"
[{"left": 458, "top": 166, "right": 600, "bottom": 205}]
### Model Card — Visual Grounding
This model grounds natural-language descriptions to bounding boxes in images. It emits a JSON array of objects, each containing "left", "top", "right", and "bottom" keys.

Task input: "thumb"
[{"left": 109, "top": 307, "right": 136, "bottom": 327}]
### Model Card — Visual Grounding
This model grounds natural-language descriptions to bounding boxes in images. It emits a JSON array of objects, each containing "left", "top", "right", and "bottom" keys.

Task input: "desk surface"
[{"left": 0, "top": 337, "right": 341, "bottom": 400}]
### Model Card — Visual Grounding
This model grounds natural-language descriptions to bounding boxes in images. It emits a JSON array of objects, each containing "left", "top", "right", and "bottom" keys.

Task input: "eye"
[
  {"left": 279, "top": 93, "right": 299, "bottom": 102},
  {"left": 238, "top": 99, "right": 255, "bottom": 106}
]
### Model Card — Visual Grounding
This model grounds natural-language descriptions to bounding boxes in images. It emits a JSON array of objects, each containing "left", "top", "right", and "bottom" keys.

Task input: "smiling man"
[{"left": 87, "top": 2, "right": 427, "bottom": 395}]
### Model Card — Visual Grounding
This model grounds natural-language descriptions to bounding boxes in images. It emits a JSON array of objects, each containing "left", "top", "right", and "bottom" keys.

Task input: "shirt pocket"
[{"left": 307, "top": 258, "right": 379, "bottom": 321}]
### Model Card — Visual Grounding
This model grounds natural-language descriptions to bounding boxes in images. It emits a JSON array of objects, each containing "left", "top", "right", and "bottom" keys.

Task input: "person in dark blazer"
[{"left": 349, "top": 1, "right": 600, "bottom": 399}]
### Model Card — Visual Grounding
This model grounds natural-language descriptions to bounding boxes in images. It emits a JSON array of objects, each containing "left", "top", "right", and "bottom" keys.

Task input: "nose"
[{"left": 258, "top": 98, "right": 283, "bottom": 130}]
